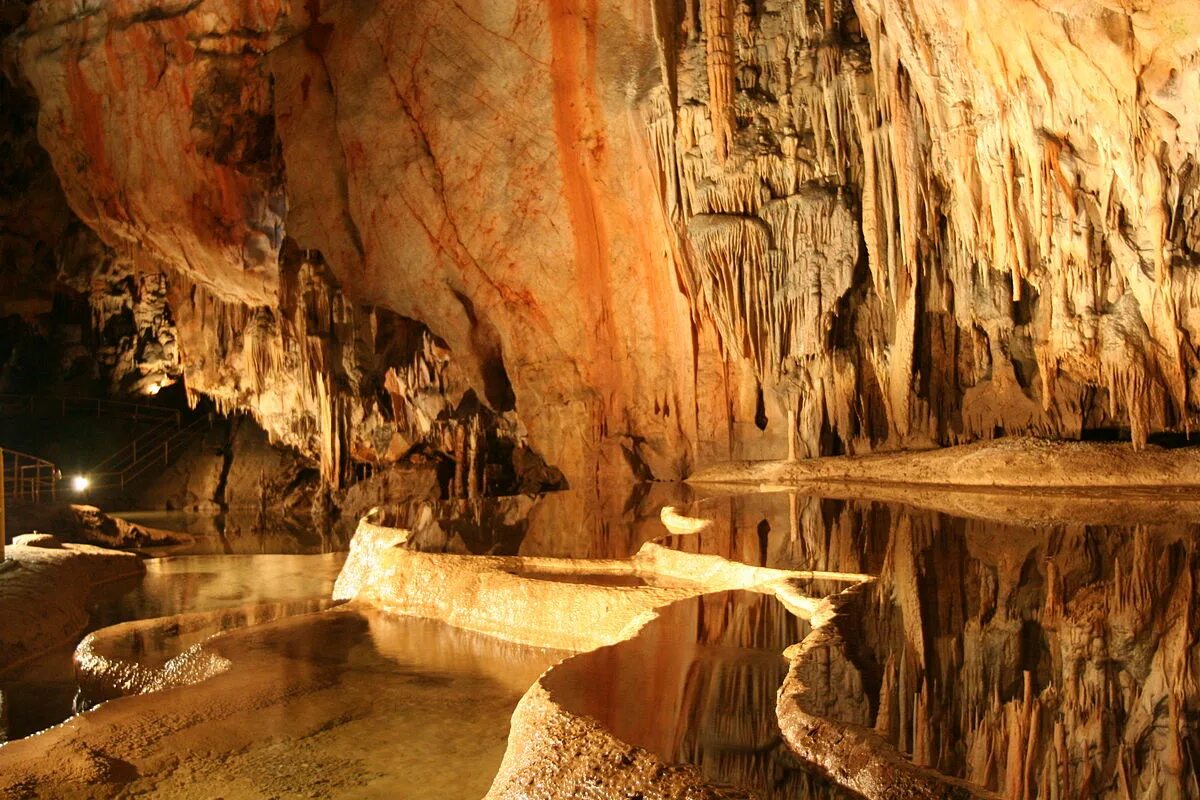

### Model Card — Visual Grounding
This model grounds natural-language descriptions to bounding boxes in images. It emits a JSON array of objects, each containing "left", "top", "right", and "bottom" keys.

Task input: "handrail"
[
  {"left": 1, "top": 447, "right": 59, "bottom": 503},
  {"left": 120, "top": 417, "right": 210, "bottom": 486},
  {"left": 0, "top": 446, "right": 58, "bottom": 465},
  {"left": 88, "top": 415, "right": 182, "bottom": 473},
  {"left": 0, "top": 393, "right": 180, "bottom": 422},
  {"left": 0, "top": 393, "right": 201, "bottom": 502},
  {"left": 85, "top": 416, "right": 211, "bottom": 492}
]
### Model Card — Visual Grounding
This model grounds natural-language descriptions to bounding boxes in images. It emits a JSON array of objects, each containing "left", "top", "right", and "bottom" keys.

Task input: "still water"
[
  {"left": 545, "top": 589, "right": 853, "bottom": 798},
  {"left": 17, "top": 607, "right": 562, "bottom": 799},
  {"left": 2, "top": 486, "right": 1198, "bottom": 798},
  {"left": 0, "top": 550, "right": 346, "bottom": 738}
]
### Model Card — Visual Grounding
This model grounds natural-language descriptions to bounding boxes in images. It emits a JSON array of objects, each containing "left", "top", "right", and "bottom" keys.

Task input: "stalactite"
[
  {"left": 647, "top": 0, "right": 1200, "bottom": 458},
  {"left": 701, "top": 0, "right": 735, "bottom": 163},
  {"left": 165, "top": 254, "right": 499, "bottom": 488}
]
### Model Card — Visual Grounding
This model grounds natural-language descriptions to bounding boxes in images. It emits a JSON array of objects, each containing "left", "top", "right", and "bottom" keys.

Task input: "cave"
[{"left": 0, "top": 0, "right": 1198, "bottom": 797}]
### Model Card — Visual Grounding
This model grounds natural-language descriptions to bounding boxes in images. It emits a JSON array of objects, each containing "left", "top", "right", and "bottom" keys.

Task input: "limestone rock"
[
  {"left": 7, "top": 0, "right": 1200, "bottom": 485},
  {"left": 11, "top": 532, "right": 62, "bottom": 548}
]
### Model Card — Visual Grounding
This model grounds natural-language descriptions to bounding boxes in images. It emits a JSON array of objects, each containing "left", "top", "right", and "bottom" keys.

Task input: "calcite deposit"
[
  {"left": 6, "top": 0, "right": 1200, "bottom": 488},
  {"left": 5, "top": 3, "right": 1200, "bottom": 793},
  {"left": 0, "top": 540, "right": 142, "bottom": 672},
  {"left": 0, "top": 489, "right": 1196, "bottom": 798}
]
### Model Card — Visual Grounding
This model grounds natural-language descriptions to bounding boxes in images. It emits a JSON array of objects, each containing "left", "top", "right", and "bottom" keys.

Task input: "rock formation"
[{"left": 4, "top": 0, "right": 1200, "bottom": 488}]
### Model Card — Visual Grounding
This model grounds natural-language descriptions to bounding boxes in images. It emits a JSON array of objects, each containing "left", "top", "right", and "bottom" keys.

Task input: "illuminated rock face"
[{"left": 11, "top": 0, "right": 1200, "bottom": 482}]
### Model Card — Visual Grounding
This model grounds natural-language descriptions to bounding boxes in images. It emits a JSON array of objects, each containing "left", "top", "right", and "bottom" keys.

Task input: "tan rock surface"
[
  {"left": 691, "top": 435, "right": 1200, "bottom": 488},
  {"left": 15, "top": 1, "right": 1200, "bottom": 485},
  {"left": 0, "top": 542, "right": 142, "bottom": 672}
]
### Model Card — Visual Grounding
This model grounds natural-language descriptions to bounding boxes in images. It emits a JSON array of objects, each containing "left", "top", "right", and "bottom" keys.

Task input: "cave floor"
[{"left": 0, "top": 479, "right": 1196, "bottom": 799}]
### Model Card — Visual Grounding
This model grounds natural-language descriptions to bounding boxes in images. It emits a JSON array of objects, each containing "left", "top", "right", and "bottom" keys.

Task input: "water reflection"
[
  {"left": 0, "top": 552, "right": 345, "bottom": 739},
  {"left": 98, "top": 552, "right": 346, "bottom": 621},
  {"left": 367, "top": 482, "right": 702, "bottom": 559},
  {"left": 660, "top": 490, "right": 1200, "bottom": 799},
  {"left": 118, "top": 510, "right": 334, "bottom": 554},
  {"left": 545, "top": 590, "right": 852, "bottom": 798},
  {"left": 128, "top": 484, "right": 1199, "bottom": 798},
  {"left": 0, "top": 608, "right": 563, "bottom": 799},
  {"left": 5, "top": 481, "right": 1199, "bottom": 799}
]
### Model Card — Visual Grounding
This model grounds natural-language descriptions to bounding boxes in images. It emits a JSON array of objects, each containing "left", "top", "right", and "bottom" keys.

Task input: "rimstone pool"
[{"left": 1, "top": 484, "right": 1195, "bottom": 798}]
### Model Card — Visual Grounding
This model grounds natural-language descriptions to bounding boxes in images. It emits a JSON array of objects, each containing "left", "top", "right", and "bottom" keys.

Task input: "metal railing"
[
  {"left": 0, "top": 394, "right": 181, "bottom": 426},
  {"left": 0, "top": 393, "right": 203, "bottom": 501},
  {"left": 1, "top": 447, "right": 59, "bottom": 503},
  {"left": 85, "top": 415, "right": 210, "bottom": 492},
  {"left": 87, "top": 413, "right": 186, "bottom": 476}
]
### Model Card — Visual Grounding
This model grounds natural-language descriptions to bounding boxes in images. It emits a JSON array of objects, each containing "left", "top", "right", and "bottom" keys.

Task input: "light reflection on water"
[
  {"left": 545, "top": 589, "right": 854, "bottom": 799},
  {"left": 103, "top": 608, "right": 565, "bottom": 799},
  {"left": 117, "top": 509, "right": 334, "bottom": 555},
  {"left": 652, "top": 490, "right": 1200, "bottom": 799},
  {"left": 0, "top": 551, "right": 346, "bottom": 739},
  {"left": 3, "top": 483, "right": 1198, "bottom": 799}
]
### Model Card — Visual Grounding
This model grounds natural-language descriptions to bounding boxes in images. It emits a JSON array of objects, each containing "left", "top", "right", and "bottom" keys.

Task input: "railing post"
[{"left": 1, "top": 449, "right": 6, "bottom": 562}]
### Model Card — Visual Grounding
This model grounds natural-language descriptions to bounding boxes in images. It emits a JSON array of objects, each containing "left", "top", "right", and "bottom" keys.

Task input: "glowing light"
[
  {"left": 71, "top": 475, "right": 90, "bottom": 492},
  {"left": 144, "top": 377, "right": 176, "bottom": 396},
  {"left": 659, "top": 506, "right": 712, "bottom": 535}
]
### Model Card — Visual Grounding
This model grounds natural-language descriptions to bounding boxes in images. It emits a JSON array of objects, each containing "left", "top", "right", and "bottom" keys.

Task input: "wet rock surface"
[
  {"left": 9, "top": 0, "right": 1200, "bottom": 490},
  {"left": 0, "top": 542, "right": 142, "bottom": 672},
  {"left": 0, "top": 484, "right": 1197, "bottom": 798}
]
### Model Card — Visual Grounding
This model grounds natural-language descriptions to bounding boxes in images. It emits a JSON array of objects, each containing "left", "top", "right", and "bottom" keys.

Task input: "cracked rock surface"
[{"left": 9, "top": 0, "right": 1200, "bottom": 487}]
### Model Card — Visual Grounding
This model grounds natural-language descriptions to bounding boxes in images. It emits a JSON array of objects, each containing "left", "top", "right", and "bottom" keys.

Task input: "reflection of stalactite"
[
  {"left": 446, "top": 415, "right": 485, "bottom": 500},
  {"left": 847, "top": 501, "right": 1200, "bottom": 799}
]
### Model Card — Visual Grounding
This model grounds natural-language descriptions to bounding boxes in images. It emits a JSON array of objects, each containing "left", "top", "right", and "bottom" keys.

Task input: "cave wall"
[
  {"left": 7, "top": 0, "right": 1200, "bottom": 485},
  {"left": 0, "top": 0, "right": 179, "bottom": 397}
]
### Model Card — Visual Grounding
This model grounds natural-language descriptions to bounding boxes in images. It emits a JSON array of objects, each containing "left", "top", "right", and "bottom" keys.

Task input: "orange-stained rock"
[{"left": 11, "top": 0, "right": 1200, "bottom": 485}]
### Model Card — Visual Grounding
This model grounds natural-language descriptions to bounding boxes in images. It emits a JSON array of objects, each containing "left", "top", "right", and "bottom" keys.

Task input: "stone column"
[
  {"left": 786, "top": 406, "right": 798, "bottom": 463},
  {"left": 1, "top": 449, "right": 6, "bottom": 562}
]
